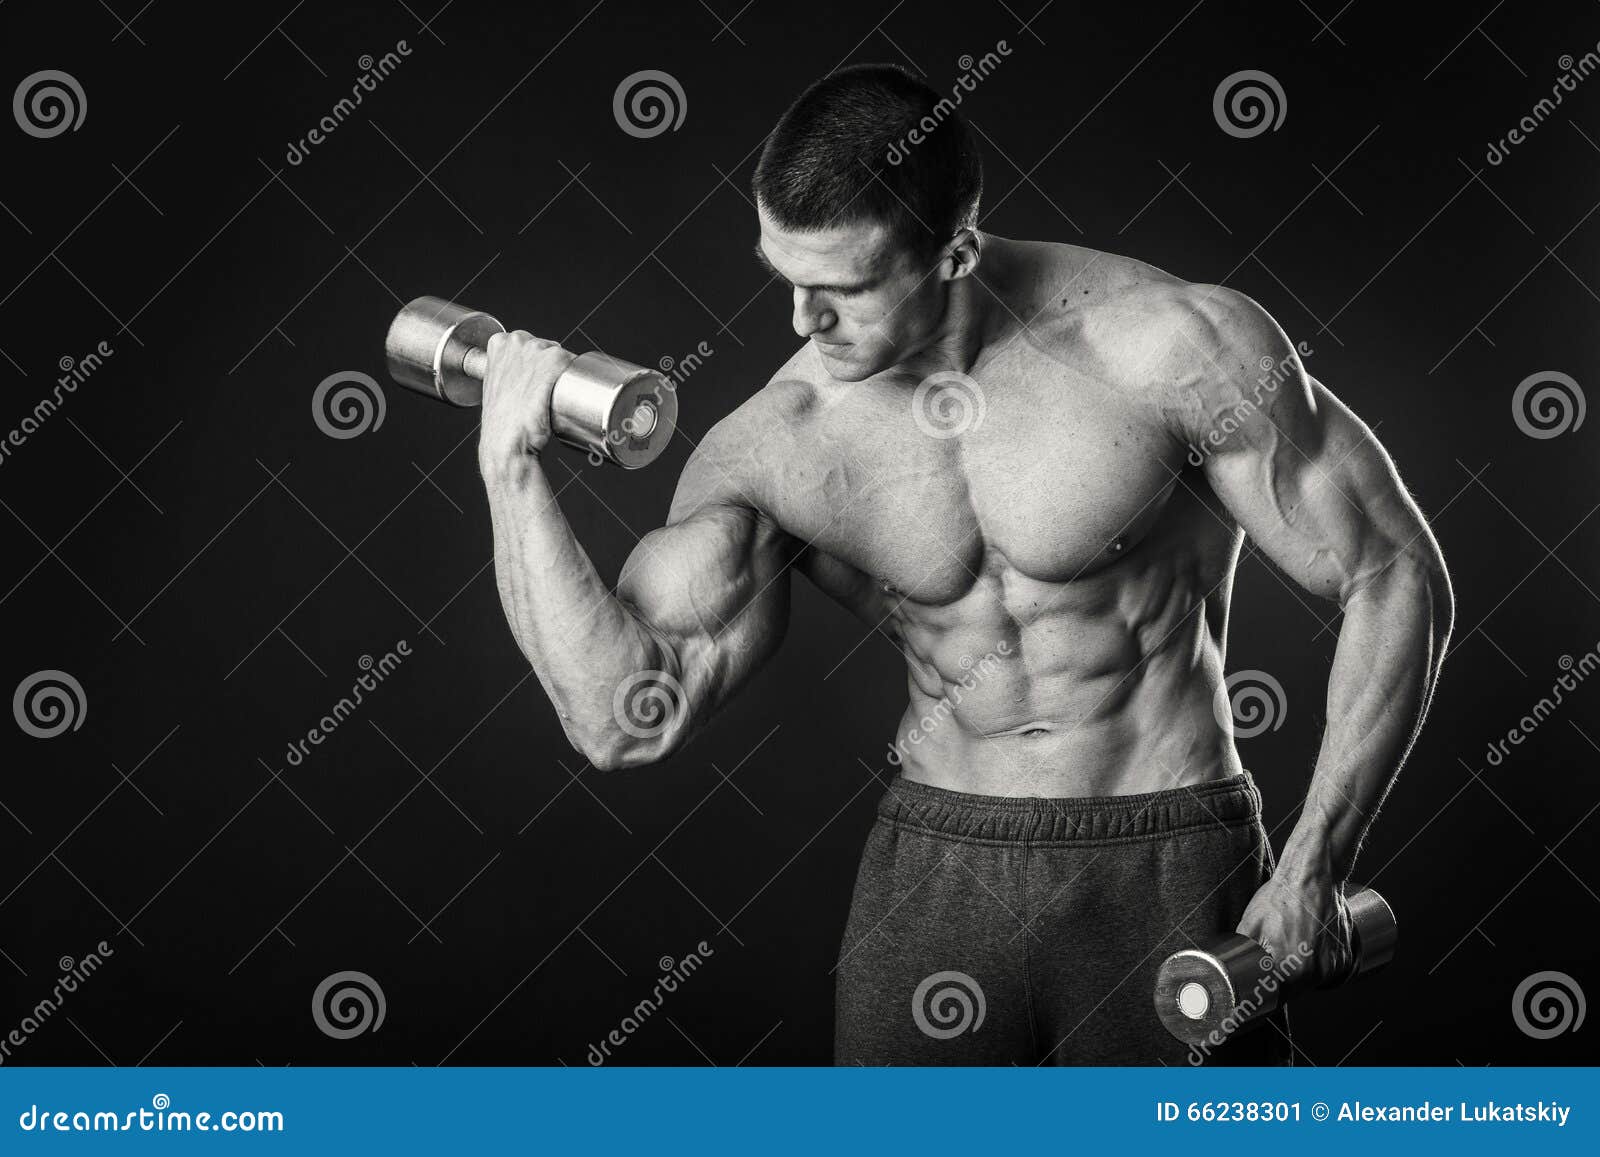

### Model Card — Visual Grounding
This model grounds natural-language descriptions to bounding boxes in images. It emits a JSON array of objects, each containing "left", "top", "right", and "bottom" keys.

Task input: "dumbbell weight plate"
[
  {"left": 552, "top": 351, "right": 678, "bottom": 470},
  {"left": 384, "top": 295, "right": 505, "bottom": 407},
  {"left": 1153, "top": 932, "right": 1279, "bottom": 1048}
]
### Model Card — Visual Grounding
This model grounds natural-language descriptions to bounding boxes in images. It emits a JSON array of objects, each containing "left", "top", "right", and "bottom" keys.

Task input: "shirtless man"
[{"left": 477, "top": 64, "right": 1453, "bottom": 1064}]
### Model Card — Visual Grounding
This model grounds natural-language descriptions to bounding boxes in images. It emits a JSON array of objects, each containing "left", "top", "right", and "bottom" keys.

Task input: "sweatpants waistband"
[{"left": 875, "top": 772, "right": 1262, "bottom": 845}]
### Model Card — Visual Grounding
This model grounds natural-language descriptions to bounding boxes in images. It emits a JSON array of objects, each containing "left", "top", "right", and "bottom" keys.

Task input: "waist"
[{"left": 875, "top": 770, "right": 1262, "bottom": 845}]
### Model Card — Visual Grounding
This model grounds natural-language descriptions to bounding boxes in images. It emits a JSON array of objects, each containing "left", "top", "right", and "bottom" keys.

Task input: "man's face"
[{"left": 755, "top": 205, "right": 947, "bottom": 382}]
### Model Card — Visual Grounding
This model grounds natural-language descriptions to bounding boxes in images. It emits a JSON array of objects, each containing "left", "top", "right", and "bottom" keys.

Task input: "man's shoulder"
[
  {"left": 669, "top": 345, "right": 824, "bottom": 519},
  {"left": 705, "top": 344, "right": 825, "bottom": 450},
  {"left": 1006, "top": 237, "right": 1269, "bottom": 342},
  {"left": 1044, "top": 260, "right": 1286, "bottom": 385}
]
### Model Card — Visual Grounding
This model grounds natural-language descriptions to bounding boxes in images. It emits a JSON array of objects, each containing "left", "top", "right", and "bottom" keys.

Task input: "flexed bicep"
[
  {"left": 607, "top": 419, "right": 799, "bottom": 764},
  {"left": 616, "top": 500, "right": 795, "bottom": 743}
]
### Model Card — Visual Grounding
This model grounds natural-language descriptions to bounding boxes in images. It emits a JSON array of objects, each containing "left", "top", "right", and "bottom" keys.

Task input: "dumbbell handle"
[{"left": 461, "top": 347, "right": 489, "bottom": 380}]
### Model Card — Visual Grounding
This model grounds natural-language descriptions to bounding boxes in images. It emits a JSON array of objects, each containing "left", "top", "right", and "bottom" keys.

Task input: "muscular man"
[{"left": 477, "top": 64, "right": 1453, "bottom": 1064}]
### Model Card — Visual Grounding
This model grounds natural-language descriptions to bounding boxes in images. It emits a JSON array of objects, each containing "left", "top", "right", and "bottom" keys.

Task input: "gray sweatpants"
[{"left": 833, "top": 771, "right": 1294, "bottom": 1065}]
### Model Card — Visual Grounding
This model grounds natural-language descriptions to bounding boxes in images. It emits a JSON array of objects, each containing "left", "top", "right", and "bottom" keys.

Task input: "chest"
[{"left": 764, "top": 350, "right": 1183, "bottom": 603}]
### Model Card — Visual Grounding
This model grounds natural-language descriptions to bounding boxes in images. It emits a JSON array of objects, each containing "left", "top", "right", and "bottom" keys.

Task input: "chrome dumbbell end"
[
  {"left": 385, "top": 295, "right": 505, "bottom": 407},
  {"left": 552, "top": 350, "right": 679, "bottom": 470},
  {"left": 383, "top": 296, "right": 678, "bottom": 468},
  {"left": 1335, "top": 884, "right": 1399, "bottom": 984}
]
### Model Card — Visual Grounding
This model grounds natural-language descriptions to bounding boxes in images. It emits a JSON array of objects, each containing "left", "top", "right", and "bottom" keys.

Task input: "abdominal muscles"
[{"left": 884, "top": 549, "right": 1243, "bottom": 798}]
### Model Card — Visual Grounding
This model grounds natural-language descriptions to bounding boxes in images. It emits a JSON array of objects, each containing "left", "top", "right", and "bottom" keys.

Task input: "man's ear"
[{"left": 941, "top": 229, "right": 982, "bottom": 281}]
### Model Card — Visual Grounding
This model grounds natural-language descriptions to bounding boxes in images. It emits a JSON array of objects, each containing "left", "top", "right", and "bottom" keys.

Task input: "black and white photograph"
[{"left": 0, "top": 0, "right": 1596, "bottom": 1144}]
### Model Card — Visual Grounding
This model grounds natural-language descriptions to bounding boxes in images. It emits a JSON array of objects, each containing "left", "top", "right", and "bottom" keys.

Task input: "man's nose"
[{"left": 791, "top": 288, "right": 837, "bottom": 338}]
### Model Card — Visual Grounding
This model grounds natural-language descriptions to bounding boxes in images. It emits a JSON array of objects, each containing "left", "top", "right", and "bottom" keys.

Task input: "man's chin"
[{"left": 814, "top": 343, "right": 878, "bottom": 382}]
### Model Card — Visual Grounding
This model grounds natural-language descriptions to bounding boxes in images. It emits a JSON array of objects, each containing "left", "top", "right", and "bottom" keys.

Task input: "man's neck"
[{"left": 897, "top": 234, "right": 1012, "bottom": 379}]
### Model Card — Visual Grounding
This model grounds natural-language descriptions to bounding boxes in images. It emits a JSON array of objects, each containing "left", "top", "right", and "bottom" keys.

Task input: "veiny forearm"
[
  {"left": 1277, "top": 552, "right": 1452, "bottom": 886},
  {"left": 483, "top": 458, "right": 665, "bottom": 754}
]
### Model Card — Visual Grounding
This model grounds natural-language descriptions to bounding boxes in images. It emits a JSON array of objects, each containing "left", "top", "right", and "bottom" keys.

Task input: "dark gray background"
[{"left": 1, "top": 0, "right": 1596, "bottom": 1065}]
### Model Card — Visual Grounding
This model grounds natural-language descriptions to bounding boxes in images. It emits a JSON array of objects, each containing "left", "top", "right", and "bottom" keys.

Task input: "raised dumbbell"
[
  {"left": 1152, "top": 885, "right": 1398, "bottom": 1047},
  {"left": 384, "top": 295, "right": 678, "bottom": 469}
]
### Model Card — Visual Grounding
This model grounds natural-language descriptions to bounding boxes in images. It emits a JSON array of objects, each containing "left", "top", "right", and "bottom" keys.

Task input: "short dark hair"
[{"left": 753, "top": 63, "right": 983, "bottom": 260}]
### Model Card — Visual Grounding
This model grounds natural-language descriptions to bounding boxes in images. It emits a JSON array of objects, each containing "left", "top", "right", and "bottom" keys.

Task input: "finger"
[
  {"left": 536, "top": 344, "right": 577, "bottom": 376},
  {"left": 505, "top": 329, "right": 556, "bottom": 352}
]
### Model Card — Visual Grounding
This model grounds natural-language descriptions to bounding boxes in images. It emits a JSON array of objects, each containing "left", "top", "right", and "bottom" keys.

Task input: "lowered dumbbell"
[
  {"left": 384, "top": 295, "right": 678, "bottom": 469},
  {"left": 1153, "top": 885, "right": 1398, "bottom": 1047}
]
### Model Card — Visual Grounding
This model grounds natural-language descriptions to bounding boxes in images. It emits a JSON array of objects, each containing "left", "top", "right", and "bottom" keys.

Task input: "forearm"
[
  {"left": 1277, "top": 550, "right": 1453, "bottom": 886},
  {"left": 482, "top": 456, "right": 667, "bottom": 760}
]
